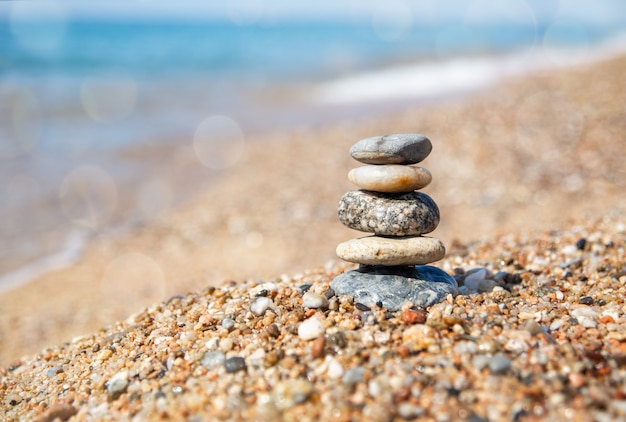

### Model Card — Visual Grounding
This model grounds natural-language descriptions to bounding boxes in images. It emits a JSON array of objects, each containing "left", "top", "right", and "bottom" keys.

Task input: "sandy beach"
[{"left": 1, "top": 54, "right": 625, "bottom": 420}]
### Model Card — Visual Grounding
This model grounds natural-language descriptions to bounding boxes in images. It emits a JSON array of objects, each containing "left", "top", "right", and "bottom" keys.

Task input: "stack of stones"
[{"left": 331, "top": 134, "right": 457, "bottom": 311}]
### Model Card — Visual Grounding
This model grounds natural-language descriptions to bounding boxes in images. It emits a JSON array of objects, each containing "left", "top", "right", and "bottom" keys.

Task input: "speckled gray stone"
[
  {"left": 350, "top": 134, "right": 432, "bottom": 165},
  {"left": 330, "top": 265, "right": 457, "bottom": 311},
  {"left": 338, "top": 190, "right": 439, "bottom": 236}
]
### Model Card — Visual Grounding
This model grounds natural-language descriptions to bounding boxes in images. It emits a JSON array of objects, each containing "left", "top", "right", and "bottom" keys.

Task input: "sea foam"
[{"left": 311, "top": 32, "right": 626, "bottom": 105}]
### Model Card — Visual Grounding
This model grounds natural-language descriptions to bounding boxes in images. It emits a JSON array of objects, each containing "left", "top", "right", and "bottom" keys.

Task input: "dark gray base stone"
[{"left": 331, "top": 265, "right": 457, "bottom": 311}]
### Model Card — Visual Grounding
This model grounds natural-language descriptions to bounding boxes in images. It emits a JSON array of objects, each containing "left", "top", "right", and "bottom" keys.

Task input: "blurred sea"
[{"left": 1, "top": 14, "right": 626, "bottom": 289}]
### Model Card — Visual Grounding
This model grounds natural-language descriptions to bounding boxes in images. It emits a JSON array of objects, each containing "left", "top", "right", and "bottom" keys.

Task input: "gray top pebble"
[{"left": 350, "top": 134, "right": 432, "bottom": 165}]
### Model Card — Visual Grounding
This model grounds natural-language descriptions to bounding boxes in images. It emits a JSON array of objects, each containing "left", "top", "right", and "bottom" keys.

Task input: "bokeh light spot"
[
  {"left": 9, "top": 0, "right": 67, "bottom": 56},
  {"left": 101, "top": 252, "right": 166, "bottom": 317},
  {"left": 193, "top": 115, "right": 246, "bottom": 170},
  {"left": 371, "top": 0, "right": 414, "bottom": 42},
  {"left": 80, "top": 73, "right": 138, "bottom": 122},
  {"left": 0, "top": 86, "right": 41, "bottom": 159},
  {"left": 59, "top": 165, "right": 118, "bottom": 229}
]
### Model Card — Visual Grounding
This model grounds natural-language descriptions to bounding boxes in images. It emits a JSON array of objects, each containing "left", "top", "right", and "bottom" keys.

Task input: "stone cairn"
[{"left": 331, "top": 134, "right": 457, "bottom": 311}]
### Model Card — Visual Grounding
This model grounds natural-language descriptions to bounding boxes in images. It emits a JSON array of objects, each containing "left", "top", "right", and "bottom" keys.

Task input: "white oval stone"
[
  {"left": 250, "top": 296, "right": 273, "bottom": 316},
  {"left": 298, "top": 315, "right": 325, "bottom": 340},
  {"left": 336, "top": 235, "right": 445, "bottom": 266},
  {"left": 348, "top": 165, "right": 431, "bottom": 193},
  {"left": 302, "top": 292, "right": 329, "bottom": 309}
]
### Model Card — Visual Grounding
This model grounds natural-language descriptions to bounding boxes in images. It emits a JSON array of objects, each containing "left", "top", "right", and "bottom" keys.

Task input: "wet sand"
[{"left": 0, "top": 54, "right": 625, "bottom": 369}]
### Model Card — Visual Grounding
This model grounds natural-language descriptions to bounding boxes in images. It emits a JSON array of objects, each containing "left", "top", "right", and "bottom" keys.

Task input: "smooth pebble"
[
  {"left": 271, "top": 379, "right": 314, "bottom": 410},
  {"left": 250, "top": 296, "right": 273, "bottom": 316},
  {"left": 327, "top": 358, "right": 344, "bottom": 379},
  {"left": 347, "top": 165, "right": 432, "bottom": 193},
  {"left": 338, "top": 190, "right": 439, "bottom": 236},
  {"left": 342, "top": 367, "right": 365, "bottom": 386},
  {"left": 200, "top": 351, "right": 225, "bottom": 369},
  {"left": 221, "top": 318, "right": 235, "bottom": 331},
  {"left": 398, "top": 403, "right": 424, "bottom": 419},
  {"left": 224, "top": 357, "right": 247, "bottom": 373},
  {"left": 336, "top": 235, "right": 445, "bottom": 266},
  {"left": 298, "top": 316, "right": 325, "bottom": 340},
  {"left": 350, "top": 134, "right": 432, "bottom": 165},
  {"left": 489, "top": 353, "right": 512, "bottom": 374},
  {"left": 302, "top": 292, "right": 329, "bottom": 309},
  {"left": 331, "top": 265, "right": 457, "bottom": 311},
  {"left": 107, "top": 371, "right": 129, "bottom": 397}
]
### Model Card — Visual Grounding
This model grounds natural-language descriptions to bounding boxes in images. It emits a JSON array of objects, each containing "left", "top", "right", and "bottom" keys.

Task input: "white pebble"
[
  {"left": 250, "top": 296, "right": 273, "bottom": 316},
  {"left": 327, "top": 357, "right": 344, "bottom": 379},
  {"left": 201, "top": 351, "right": 225, "bottom": 369},
  {"left": 107, "top": 371, "right": 129, "bottom": 395},
  {"left": 571, "top": 307, "right": 598, "bottom": 328},
  {"left": 561, "top": 244, "right": 578, "bottom": 256},
  {"left": 550, "top": 319, "right": 564, "bottom": 331},
  {"left": 298, "top": 315, "right": 325, "bottom": 340},
  {"left": 398, "top": 403, "right": 424, "bottom": 419},
  {"left": 302, "top": 292, "right": 329, "bottom": 309},
  {"left": 368, "top": 379, "right": 382, "bottom": 397},
  {"left": 374, "top": 331, "right": 390, "bottom": 344}
]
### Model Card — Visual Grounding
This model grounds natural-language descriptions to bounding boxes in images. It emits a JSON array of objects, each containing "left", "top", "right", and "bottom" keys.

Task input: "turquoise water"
[{"left": 0, "top": 13, "right": 625, "bottom": 285}]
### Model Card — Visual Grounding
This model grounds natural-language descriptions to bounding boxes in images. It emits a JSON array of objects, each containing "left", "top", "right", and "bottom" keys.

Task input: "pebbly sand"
[{"left": 1, "top": 55, "right": 625, "bottom": 420}]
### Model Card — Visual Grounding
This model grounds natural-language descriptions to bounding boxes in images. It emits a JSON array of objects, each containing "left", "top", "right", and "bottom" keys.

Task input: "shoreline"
[
  {"left": 0, "top": 53, "right": 624, "bottom": 365},
  {"left": 0, "top": 34, "right": 626, "bottom": 290},
  {"left": 4, "top": 38, "right": 626, "bottom": 292}
]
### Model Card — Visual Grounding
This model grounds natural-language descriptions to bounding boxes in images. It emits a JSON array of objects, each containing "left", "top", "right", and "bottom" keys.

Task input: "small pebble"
[
  {"left": 221, "top": 318, "right": 235, "bottom": 331},
  {"left": 342, "top": 367, "right": 366, "bottom": 386},
  {"left": 355, "top": 302, "right": 371, "bottom": 312},
  {"left": 250, "top": 296, "right": 273, "bottom": 316},
  {"left": 489, "top": 354, "right": 511, "bottom": 374},
  {"left": 224, "top": 357, "right": 247, "bottom": 373},
  {"left": 272, "top": 379, "right": 314, "bottom": 410},
  {"left": 302, "top": 292, "right": 329, "bottom": 309},
  {"left": 571, "top": 307, "right": 598, "bottom": 328},
  {"left": 267, "top": 323, "right": 281, "bottom": 338},
  {"left": 472, "top": 355, "right": 491, "bottom": 371},
  {"left": 201, "top": 351, "right": 226, "bottom": 369},
  {"left": 398, "top": 402, "right": 424, "bottom": 419},
  {"left": 107, "top": 371, "right": 129, "bottom": 399},
  {"left": 298, "top": 315, "right": 325, "bottom": 340},
  {"left": 47, "top": 365, "right": 63, "bottom": 378},
  {"left": 311, "top": 336, "right": 326, "bottom": 358},
  {"left": 327, "top": 358, "right": 344, "bottom": 379}
]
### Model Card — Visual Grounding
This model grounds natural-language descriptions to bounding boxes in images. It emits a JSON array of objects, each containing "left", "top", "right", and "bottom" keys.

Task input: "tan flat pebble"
[
  {"left": 336, "top": 235, "right": 445, "bottom": 266},
  {"left": 347, "top": 165, "right": 432, "bottom": 193}
]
